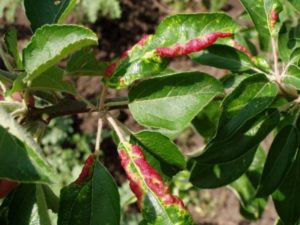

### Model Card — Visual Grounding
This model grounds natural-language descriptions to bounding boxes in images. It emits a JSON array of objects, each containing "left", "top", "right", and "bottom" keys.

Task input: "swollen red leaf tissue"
[{"left": 155, "top": 32, "right": 232, "bottom": 57}]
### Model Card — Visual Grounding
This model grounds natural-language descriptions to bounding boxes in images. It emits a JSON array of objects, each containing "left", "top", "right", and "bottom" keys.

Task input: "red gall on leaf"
[
  {"left": 231, "top": 40, "right": 254, "bottom": 59},
  {"left": 75, "top": 154, "right": 95, "bottom": 184},
  {"left": 156, "top": 32, "right": 232, "bottom": 57},
  {"left": 104, "top": 63, "right": 117, "bottom": 78},
  {"left": 270, "top": 8, "right": 279, "bottom": 29},
  {"left": 104, "top": 35, "right": 150, "bottom": 78},
  {"left": 0, "top": 179, "right": 18, "bottom": 198},
  {"left": 120, "top": 34, "right": 150, "bottom": 59},
  {"left": 119, "top": 144, "right": 185, "bottom": 209}
]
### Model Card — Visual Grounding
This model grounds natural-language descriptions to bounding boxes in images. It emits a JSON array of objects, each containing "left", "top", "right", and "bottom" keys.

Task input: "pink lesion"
[
  {"left": 104, "top": 62, "right": 117, "bottom": 78},
  {"left": 231, "top": 40, "right": 254, "bottom": 59},
  {"left": 104, "top": 35, "right": 150, "bottom": 78},
  {"left": 119, "top": 144, "right": 185, "bottom": 209},
  {"left": 75, "top": 154, "right": 95, "bottom": 184},
  {"left": 270, "top": 8, "right": 279, "bottom": 28},
  {"left": 155, "top": 32, "right": 232, "bottom": 57}
]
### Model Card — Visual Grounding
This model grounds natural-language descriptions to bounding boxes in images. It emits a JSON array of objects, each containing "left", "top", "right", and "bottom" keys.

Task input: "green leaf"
[
  {"left": 24, "top": 0, "right": 76, "bottom": 31},
  {"left": 107, "top": 13, "right": 237, "bottom": 88},
  {"left": 278, "top": 22, "right": 300, "bottom": 61},
  {"left": 4, "top": 28, "right": 22, "bottom": 69},
  {"left": 66, "top": 48, "right": 107, "bottom": 76},
  {"left": 192, "top": 99, "right": 222, "bottom": 141},
  {"left": 41, "top": 185, "right": 59, "bottom": 213},
  {"left": 128, "top": 71, "right": 224, "bottom": 130},
  {"left": 23, "top": 25, "right": 98, "bottom": 81},
  {"left": 272, "top": 149, "right": 300, "bottom": 225},
  {"left": 0, "top": 184, "right": 36, "bottom": 225},
  {"left": 216, "top": 74, "right": 278, "bottom": 140},
  {"left": 256, "top": 125, "right": 299, "bottom": 197},
  {"left": 240, "top": 0, "right": 281, "bottom": 49},
  {"left": 190, "top": 44, "right": 255, "bottom": 72},
  {"left": 282, "top": 64, "right": 300, "bottom": 91},
  {"left": 9, "top": 67, "right": 76, "bottom": 94},
  {"left": 189, "top": 145, "right": 257, "bottom": 188},
  {"left": 221, "top": 73, "right": 249, "bottom": 91},
  {"left": 58, "top": 159, "right": 120, "bottom": 225},
  {"left": 118, "top": 143, "right": 193, "bottom": 225},
  {"left": 130, "top": 131, "right": 186, "bottom": 181},
  {"left": 288, "top": 0, "right": 300, "bottom": 12},
  {"left": 0, "top": 107, "right": 52, "bottom": 183},
  {"left": 194, "top": 109, "right": 280, "bottom": 164},
  {"left": 36, "top": 184, "right": 52, "bottom": 225},
  {"left": 230, "top": 147, "right": 267, "bottom": 220}
]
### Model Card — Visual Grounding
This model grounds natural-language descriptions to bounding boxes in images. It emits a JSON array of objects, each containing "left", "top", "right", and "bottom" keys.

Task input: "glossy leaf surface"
[
  {"left": 256, "top": 125, "right": 299, "bottom": 197},
  {"left": 4, "top": 28, "right": 22, "bottom": 69},
  {"left": 240, "top": 0, "right": 281, "bottom": 49},
  {"left": 0, "top": 107, "right": 52, "bottom": 183},
  {"left": 195, "top": 110, "right": 280, "bottom": 164},
  {"left": 129, "top": 71, "right": 224, "bottom": 130},
  {"left": 9, "top": 67, "right": 76, "bottom": 94},
  {"left": 273, "top": 149, "right": 300, "bottom": 225},
  {"left": 66, "top": 48, "right": 107, "bottom": 76},
  {"left": 58, "top": 159, "right": 120, "bottom": 225},
  {"left": 107, "top": 13, "right": 237, "bottom": 88},
  {"left": 23, "top": 25, "right": 98, "bottom": 81},
  {"left": 215, "top": 74, "right": 278, "bottom": 140},
  {"left": 130, "top": 131, "right": 186, "bottom": 181},
  {"left": 24, "top": 0, "right": 76, "bottom": 31},
  {"left": 189, "top": 109, "right": 279, "bottom": 188},
  {"left": 118, "top": 143, "right": 193, "bottom": 225},
  {"left": 191, "top": 44, "right": 255, "bottom": 72},
  {"left": 0, "top": 184, "right": 36, "bottom": 225},
  {"left": 230, "top": 147, "right": 267, "bottom": 220}
]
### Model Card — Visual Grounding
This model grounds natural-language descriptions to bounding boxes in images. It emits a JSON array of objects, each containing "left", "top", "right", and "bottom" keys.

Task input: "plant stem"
[
  {"left": 271, "top": 36, "right": 280, "bottom": 81},
  {"left": 94, "top": 86, "right": 107, "bottom": 154},
  {"left": 106, "top": 114, "right": 127, "bottom": 143}
]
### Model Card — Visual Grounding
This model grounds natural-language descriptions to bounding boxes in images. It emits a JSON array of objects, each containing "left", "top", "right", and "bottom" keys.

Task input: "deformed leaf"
[
  {"left": 23, "top": 25, "right": 98, "bottom": 81},
  {"left": 129, "top": 71, "right": 224, "bottom": 130},
  {"left": 118, "top": 143, "right": 193, "bottom": 225},
  {"left": 256, "top": 125, "right": 299, "bottom": 197},
  {"left": 0, "top": 107, "right": 52, "bottom": 183},
  {"left": 240, "top": 0, "right": 282, "bottom": 49},
  {"left": 58, "top": 157, "right": 120, "bottom": 225},
  {"left": 190, "top": 44, "right": 255, "bottom": 72},
  {"left": 130, "top": 131, "right": 186, "bottom": 181},
  {"left": 106, "top": 13, "right": 237, "bottom": 88}
]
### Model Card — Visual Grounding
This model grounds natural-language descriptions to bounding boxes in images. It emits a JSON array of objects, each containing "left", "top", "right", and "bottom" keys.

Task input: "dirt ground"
[{"left": 0, "top": 0, "right": 277, "bottom": 224}]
